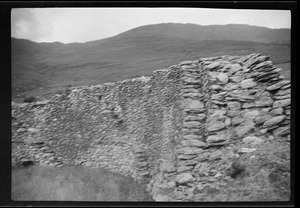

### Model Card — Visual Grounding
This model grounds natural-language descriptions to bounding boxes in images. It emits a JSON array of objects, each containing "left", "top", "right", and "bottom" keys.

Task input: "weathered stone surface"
[
  {"left": 180, "top": 60, "right": 194, "bottom": 66},
  {"left": 184, "top": 114, "right": 206, "bottom": 122},
  {"left": 252, "top": 60, "right": 272, "bottom": 70},
  {"left": 17, "top": 128, "right": 27, "bottom": 133},
  {"left": 230, "top": 63, "right": 242, "bottom": 74},
  {"left": 212, "top": 100, "right": 226, "bottom": 105},
  {"left": 206, "top": 62, "right": 221, "bottom": 70},
  {"left": 273, "top": 94, "right": 290, "bottom": 100},
  {"left": 274, "top": 89, "right": 291, "bottom": 96},
  {"left": 227, "top": 102, "right": 241, "bottom": 110},
  {"left": 243, "top": 136, "right": 264, "bottom": 145},
  {"left": 183, "top": 92, "right": 203, "bottom": 98},
  {"left": 255, "top": 96, "right": 273, "bottom": 107},
  {"left": 254, "top": 115, "right": 272, "bottom": 125},
  {"left": 210, "top": 85, "right": 223, "bottom": 91},
  {"left": 227, "top": 110, "right": 240, "bottom": 117},
  {"left": 230, "top": 75, "right": 244, "bottom": 83},
  {"left": 181, "top": 139, "right": 206, "bottom": 148},
  {"left": 260, "top": 108, "right": 271, "bottom": 116},
  {"left": 281, "top": 84, "right": 291, "bottom": 90},
  {"left": 206, "top": 134, "right": 229, "bottom": 143},
  {"left": 273, "top": 99, "right": 290, "bottom": 109},
  {"left": 183, "top": 121, "right": 202, "bottom": 129},
  {"left": 209, "top": 150, "right": 222, "bottom": 160},
  {"left": 207, "top": 121, "right": 226, "bottom": 132},
  {"left": 241, "top": 79, "right": 257, "bottom": 89},
  {"left": 236, "top": 123, "right": 255, "bottom": 137},
  {"left": 270, "top": 108, "right": 284, "bottom": 116},
  {"left": 183, "top": 135, "right": 203, "bottom": 141},
  {"left": 178, "top": 160, "right": 198, "bottom": 167},
  {"left": 178, "top": 154, "right": 198, "bottom": 160},
  {"left": 182, "top": 77, "right": 201, "bottom": 84},
  {"left": 182, "top": 99, "right": 204, "bottom": 109},
  {"left": 208, "top": 109, "right": 227, "bottom": 119},
  {"left": 228, "top": 84, "right": 240, "bottom": 91},
  {"left": 266, "top": 80, "right": 290, "bottom": 91},
  {"left": 183, "top": 128, "right": 204, "bottom": 135},
  {"left": 182, "top": 88, "right": 200, "bottom": 93},
  {"left": 242, "top": 103, "right": 255, "bottom": 109},
  {"left": 285, "top": 109, "right": 290, "bottom": 115},
  {"left": 238, "top": 148, "right": 256, "bottom": 153},
  {"left": 227, "top": 92, "right": 255, "bottom": 101},
  {"left": 28, "top": 127, "right": 38, "bottom": 133},
  {"left": 263, "top": 115, "right": 286, "bottom": 128},
  {"left": 177, "top": 147, "right": 203, "bottom": 155},
  {"left": 160, "top": 160, "right": 176, "bottom": 173},
  {"left": 225, "top": 118, "right": 231, "bottom": 126},
  {"left": 198, "top": 162, "right": 209, "bottom": 173},
  {"left": 176, "top": 172, "right": 194, "bottom": 184},
  {"left": 216, "top": 72, "right": 229, "bottom": 84},
  {"left": 232, "top": 116, "right": 245, "bottom": 126},
  {"left": 272, "top": 126, "right": 290, "bottom": 137},
  {"left": 243, "top": 110, "right": 260, "bottom": 121}
]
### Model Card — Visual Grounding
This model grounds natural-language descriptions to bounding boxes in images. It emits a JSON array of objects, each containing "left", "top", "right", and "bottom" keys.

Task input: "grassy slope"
[
  {"left": 12, "top": 38, "right": 290, "bottom": 101},
  {"left": 12, "top": 165, "right": 153, "bottom": 201},
  {"left": 11, "top": 24, "right": 291, "bottom": 101}
]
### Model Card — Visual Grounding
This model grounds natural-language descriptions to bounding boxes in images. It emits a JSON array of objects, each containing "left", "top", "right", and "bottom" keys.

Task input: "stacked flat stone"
[
  {"left": 171, "top": 53, "right": 291, "bottom": 201},
  {"left": 134, "top": 148, "right": 150, "bottom": 179},
  {"left": 178, "top": 60, "right": 207, "bottom": 180}
]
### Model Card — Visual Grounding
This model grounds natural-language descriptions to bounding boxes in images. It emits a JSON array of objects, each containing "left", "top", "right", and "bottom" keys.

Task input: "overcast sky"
[{"left": 11, "top": 8, "right": 291, "bottom": 43}]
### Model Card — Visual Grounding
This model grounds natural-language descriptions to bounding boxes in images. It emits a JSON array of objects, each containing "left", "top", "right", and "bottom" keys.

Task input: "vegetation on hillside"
[{"left": 11, "top": 23, "right": 291, "bottom": 101}]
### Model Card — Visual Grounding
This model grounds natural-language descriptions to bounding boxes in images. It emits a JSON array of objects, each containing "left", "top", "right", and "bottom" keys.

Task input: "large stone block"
[
  {"left": 273, "top": 99, "right": 290, "bottom": 109},
  {"left": 182, "top": 99, "right": 204, "bottom": 110},
  {"left": 232, "top": 116, "right": 245, "bottom": 126},
  {"left": 206, "top": 134, "right": 229, "bottom": 143},
  {"left": 263, "top": 115, "right": 286, "bottom": 128},
  {"left": 242, "top": 136, "right": 264, "bottom": 145},
  {"left": 241, "top": 78, "right": 257, "bottom": 89},
  {"left": 236, "top": 123, "right": 255, "bottom": 137},
  {"left": 207, "top": 121, "right": 227, "bottom": 132},
  {"left": 216, "top": 72, "right": 229, "bottom": 84},
  {"left": 243, "top": 110, "right": 260, "bottom": 121},
  {"left": 176, "top": 172, "right": 194, "bottom": 184},
  {"left": 227, "top": 101, "right": 241, "bottom": 110},
  {"left": 255, "top": 96, "right": 274, "bottom": 107},
  {"left": 183, "top": 121, "right": 202, "bottom": 129},
  {"left": 230, "top": 63, "right": 242, "bottom": 75},
  {"left": 272, "top": 126, "right": 290, "bottom": 137}
]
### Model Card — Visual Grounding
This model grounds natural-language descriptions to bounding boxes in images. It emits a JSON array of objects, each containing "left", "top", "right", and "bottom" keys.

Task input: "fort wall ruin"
[{"left": 12, "top": 53, "right": 291, "bottom": 201}]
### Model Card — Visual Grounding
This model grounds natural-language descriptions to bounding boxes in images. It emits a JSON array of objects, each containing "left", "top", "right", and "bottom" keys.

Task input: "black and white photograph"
[{"left": 5, "top": 2, "right": 294, "bottom": 205}]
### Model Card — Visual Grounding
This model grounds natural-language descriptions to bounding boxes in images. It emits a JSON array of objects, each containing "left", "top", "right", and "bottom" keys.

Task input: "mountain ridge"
[{"left": 12, "top": 23, "right": 290, "bottom": 44}]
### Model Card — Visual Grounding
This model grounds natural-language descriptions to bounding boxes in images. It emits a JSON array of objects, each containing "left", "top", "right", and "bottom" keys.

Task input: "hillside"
[{"left": 11, "top": 23, "right": 291, "bottom": 101}]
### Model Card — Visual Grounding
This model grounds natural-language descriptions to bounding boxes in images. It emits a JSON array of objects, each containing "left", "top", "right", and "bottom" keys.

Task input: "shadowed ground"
[{"left": 12, "top": 165, "right": 153, "bottom": 201}]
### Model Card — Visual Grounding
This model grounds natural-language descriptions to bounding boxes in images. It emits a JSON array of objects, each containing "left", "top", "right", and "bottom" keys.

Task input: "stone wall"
[
  {"left": 12, "top": 66, "right": 183, "bottom": 182},
  {"left": 148, "top": 54, "right": 291, "bottom": 201},
  {"left": 12, "top": 53, "right": 291, "bottom": 201}
]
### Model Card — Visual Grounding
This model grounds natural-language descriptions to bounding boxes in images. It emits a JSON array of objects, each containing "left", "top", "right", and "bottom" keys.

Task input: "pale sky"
[{"left": 11, "top": 8, "right": 291, "bottom": 43}]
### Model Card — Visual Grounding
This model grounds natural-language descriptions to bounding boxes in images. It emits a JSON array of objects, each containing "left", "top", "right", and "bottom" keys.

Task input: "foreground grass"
[{"left": 12, "top": 165, "right": 153, "bottom": 201}]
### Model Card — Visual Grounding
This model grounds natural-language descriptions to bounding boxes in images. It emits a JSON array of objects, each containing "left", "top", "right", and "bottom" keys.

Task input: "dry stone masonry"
[{"left": 12, "top": 53, "right": 291, "bottom": 201}]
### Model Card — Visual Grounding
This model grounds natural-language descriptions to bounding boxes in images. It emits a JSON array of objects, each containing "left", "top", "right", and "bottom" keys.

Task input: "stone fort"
[{"left": 12, "top": 53, "right": 291, "bottom": 201}]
